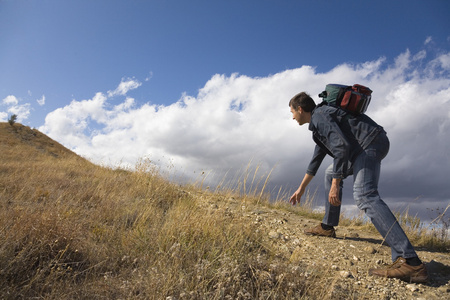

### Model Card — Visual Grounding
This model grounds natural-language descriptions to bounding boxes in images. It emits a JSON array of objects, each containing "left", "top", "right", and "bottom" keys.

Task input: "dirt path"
[{"left": 205, "top": 195, "right": 450, "bottom": 299}]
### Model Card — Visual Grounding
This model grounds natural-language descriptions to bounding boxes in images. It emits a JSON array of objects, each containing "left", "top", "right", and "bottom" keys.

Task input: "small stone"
[
  {"left": 346, "top": 232, "right": 359, "bottom": 238},
  {"left": 339, "top": 271, "right": 352, "bottom": 278},
  {"left": 437, "top": 286, "right": 450, "bottom": 293},
  {"left": 406, "top": 284, "right": 418, "bottom": 292},
  {"left": 269, "top": 231, "right": 281, "bottom": 239},
  {"left": 364, "top": 246, "right": 376, "bottom": 254}
]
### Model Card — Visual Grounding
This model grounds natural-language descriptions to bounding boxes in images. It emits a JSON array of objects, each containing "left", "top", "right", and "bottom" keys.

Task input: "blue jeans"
[{"left": 322, "top": 132, "right": 418, "bottom": 261}]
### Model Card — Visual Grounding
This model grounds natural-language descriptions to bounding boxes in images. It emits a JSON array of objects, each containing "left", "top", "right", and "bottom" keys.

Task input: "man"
[{"left": 288, "top": 91, "right": 428, "bottom": 283}]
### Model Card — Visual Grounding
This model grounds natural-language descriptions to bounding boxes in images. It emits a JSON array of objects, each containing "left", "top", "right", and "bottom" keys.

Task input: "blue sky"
[
  {"left": 1, "top": 0, "right": 449, "bottom": 124},
  {"left": 1, "top": 0, "right": 449, "bottom": 221}
]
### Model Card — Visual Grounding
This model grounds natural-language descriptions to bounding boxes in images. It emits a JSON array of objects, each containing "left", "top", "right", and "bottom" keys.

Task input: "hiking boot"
[
  {"left": 304, "top": 224, "right": 336, "bottom": 238},
  {"left": 368, "top": 257, "right": 428, "bottom": 283}
]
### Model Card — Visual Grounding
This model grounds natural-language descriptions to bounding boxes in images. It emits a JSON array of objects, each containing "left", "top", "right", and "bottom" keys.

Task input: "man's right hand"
[
  {"left": 290, "top": 174, "right": 314, "bottom": 206},
  {"left": 290, "top": 188, "right": 304, "bottom": 205}
]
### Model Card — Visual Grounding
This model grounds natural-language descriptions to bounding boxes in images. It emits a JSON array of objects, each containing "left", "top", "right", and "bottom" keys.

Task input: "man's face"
[{"left": 290, "top": 105, "right": 304, "bottom": 125}]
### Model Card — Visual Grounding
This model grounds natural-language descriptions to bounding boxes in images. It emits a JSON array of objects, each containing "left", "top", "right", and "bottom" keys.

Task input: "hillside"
[
  {"left": 0, "top": 122, "right": 83, "bottom": 160},
  {"left": 0, "top": 122, "right": 449, "bottom": 299}
]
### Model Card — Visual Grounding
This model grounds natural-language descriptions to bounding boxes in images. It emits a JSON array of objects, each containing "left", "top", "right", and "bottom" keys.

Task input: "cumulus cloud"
[
  {"left": 2, "top": 95, "right": 19, "bottom": 105},
  {"left": 1, "top": 95, "right": 31, "bottom": 122},
  {"left": 39, "top": 48, "right": 450, "bottom": 220}
]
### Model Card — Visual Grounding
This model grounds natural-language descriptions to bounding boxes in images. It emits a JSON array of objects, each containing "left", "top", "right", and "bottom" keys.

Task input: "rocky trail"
[{"left": 201, "top": 195, "right": 450, "bottom": 300}]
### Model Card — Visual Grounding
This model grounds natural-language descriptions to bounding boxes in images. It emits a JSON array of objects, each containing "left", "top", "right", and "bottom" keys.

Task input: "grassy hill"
[
  {"left": 1, "top": 122, "right": 449, "bottom": 299},
  {"left": 0, "top": 122, "right": 276, "bottom": 299}
]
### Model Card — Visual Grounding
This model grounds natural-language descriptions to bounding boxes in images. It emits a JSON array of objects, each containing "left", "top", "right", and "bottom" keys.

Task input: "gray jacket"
[{"left": 307, "top": 103, "right": 385, "bottom": 179}]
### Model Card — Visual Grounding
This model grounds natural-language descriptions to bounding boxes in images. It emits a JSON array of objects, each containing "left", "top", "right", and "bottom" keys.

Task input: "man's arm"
[
  {"left": 312, "top": 110, "right": 351, "bottom": 179},
  {"left": 306, "top": 144, "right": 327, "bottom": 176},
  {"left": 290, "top": 173, "right": 314, "bottom": 205}
]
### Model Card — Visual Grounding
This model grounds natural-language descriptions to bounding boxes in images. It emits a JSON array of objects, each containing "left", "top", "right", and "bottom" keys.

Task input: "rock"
[
  {"left": 437, "top": 286, "right": 450, "bottom": 293},
  {"left": 364, "top": 246, "right": 377, "bottom": 254},
  {"left": 339, "top": 271, "right": 352, "bottom": 278},
  {"left": 345, "top": 232, "right": 359, "bottom": 238},
  {"left": 406, "top": 284, "right": 418, "bottom": 292},
  {"left": 269, "top": 231, "right": 281, "bottom": 239},
  {"left": 252, "top": 209, "right": 266, "bottom": 215}
]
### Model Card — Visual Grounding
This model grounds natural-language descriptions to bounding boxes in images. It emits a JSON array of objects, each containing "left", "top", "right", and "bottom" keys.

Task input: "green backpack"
[{"left": 318, "top": 84, "right": 372, "bottom": 114}]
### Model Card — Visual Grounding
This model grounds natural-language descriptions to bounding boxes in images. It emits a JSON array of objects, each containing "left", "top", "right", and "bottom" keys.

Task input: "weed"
[{"left": 8, "top": 114, "right": 17, "bottom": 126}]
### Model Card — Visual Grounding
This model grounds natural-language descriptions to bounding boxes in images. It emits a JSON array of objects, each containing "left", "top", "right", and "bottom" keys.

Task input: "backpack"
[{"left": 318, "top": 84, "right": 372, "bottom": 114}]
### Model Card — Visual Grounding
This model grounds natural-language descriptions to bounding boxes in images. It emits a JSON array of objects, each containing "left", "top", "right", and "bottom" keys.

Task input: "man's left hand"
[{"left": 329, "top": 178, "right": 341, "bottom": 206}]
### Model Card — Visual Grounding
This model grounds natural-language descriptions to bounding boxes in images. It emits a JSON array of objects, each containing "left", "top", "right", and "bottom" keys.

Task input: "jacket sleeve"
[
  {"left": 312, "top": 111, "right": 351, "bottom": 179},
  {"left": 306, "top": 145, "right": 327, "bottom": 176}
]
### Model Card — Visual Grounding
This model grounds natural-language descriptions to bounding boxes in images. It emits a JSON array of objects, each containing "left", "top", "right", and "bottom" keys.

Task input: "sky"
[{"left": 1, "top": 0, "right": 449, "bottom": 223}]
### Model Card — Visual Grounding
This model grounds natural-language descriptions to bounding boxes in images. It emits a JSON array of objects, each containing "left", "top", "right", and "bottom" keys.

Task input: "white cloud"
[
  {"left": 39, "top": 92, "right": 108, "bottom": 148},
  {"left": 107, "top": 78, "right": 142, "bottom": 97},
  {"left": 37, "top": 95, "right": 46, "bottom": 106},
  {"left": 1, "top": 95, "right": 31, "bottom": 122},
  {"left": 0, "top": 111, "right": 7, "bottom": 122},
  {"left": 436, "top": 53, "right": 450, "bottom": 70},
  {"left": 40, "top": 48, "right": 450, "bottom": 213},
  {"left": 145, "top": 72, "right": 153, "bottom": 82},
  {"left": 2, "top": 95, "right": 19, "bottom": 105},
  {"left": 7, "top": 104, "right": 31, "bottom": 122}
]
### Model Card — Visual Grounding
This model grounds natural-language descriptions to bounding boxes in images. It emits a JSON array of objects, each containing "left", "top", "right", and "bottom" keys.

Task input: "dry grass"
[
  {"left": 0, "top": 123, "right": 304, "bottom": 299},
  {"left": 1, "top": 123, "right": 448, "bottom": 299}
]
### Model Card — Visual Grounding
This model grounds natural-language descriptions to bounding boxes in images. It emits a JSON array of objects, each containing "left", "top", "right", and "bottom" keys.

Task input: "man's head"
[{"left": 289, "top": 92, "right": 316, "bottom": 126}]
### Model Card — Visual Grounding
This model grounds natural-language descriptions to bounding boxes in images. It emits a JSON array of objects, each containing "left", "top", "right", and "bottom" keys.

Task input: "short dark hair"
[{"left": 289, "top": 92, "right": 316, "bottom": 112}]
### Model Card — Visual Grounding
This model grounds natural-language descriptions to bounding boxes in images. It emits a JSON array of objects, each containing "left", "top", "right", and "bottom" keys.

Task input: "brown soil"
[{"left": 202, "top": 195, "right": 450, "bottom": 300}]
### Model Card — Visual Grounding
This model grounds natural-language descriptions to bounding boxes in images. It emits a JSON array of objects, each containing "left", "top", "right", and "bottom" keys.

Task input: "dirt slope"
[{"left": 200, "top": 195, "right": 450, "bottom": 299}]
